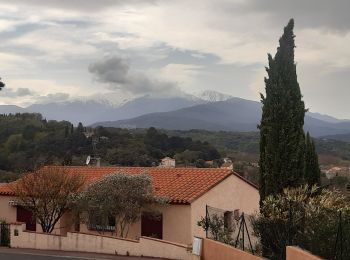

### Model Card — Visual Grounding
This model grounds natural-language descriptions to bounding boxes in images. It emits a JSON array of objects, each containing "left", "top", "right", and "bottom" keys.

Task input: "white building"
[{"left": 159, "top": 157, "right": 176, "bottom": 168}]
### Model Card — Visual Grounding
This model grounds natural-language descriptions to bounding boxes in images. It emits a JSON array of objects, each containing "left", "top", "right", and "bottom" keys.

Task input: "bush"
[{"left": 252, "top": 185, "right": 350, "bottom": 259}]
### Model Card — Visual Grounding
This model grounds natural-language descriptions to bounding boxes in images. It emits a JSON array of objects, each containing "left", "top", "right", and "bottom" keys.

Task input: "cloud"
[
  {"left": 0, "top": 0, "right": 349, "bottom": 118},
  {"left": 34, "top": 92, "right": 70, "bottom": 103},
  {"left": 239, "top": 0, "right": 350, "bottom": 33},
  {"left": 5, "top": 0, "right": 155, "bottom": 12},
  {"left": 1, "top": 87, "right": 36, "bottom": 97},
  {"left": 89, "top": 56, "right": 179, "bottom": 95}
]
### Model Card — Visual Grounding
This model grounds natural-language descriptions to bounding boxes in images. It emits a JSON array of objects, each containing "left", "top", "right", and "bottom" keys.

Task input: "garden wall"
[
  {"left": 201, "top": 238, "right": 263, "bottom": 260},
  {"left": 286, "top": 246, "right": 322, "bottom": 260},
  {"left": 10, "top": 223, "right": 193, "bottom": 260}
]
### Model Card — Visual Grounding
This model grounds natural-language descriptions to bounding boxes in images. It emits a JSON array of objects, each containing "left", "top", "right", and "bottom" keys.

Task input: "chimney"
[{"left": 96, "top": 158, "right": 101, "bottom": 167}]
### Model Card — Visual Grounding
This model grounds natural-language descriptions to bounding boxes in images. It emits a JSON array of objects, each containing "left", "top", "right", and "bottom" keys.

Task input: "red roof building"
[{"left": 0, "top": 166, "right": 259, "bottom": 245}]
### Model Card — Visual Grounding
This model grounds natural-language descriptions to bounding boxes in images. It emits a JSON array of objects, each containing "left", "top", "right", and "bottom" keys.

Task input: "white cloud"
[
  {"left": 0, "top": 0, "right": 349, "bottom": 117},
  {"left": 157, "top": 63, "right": 203, "bottom": 88}
]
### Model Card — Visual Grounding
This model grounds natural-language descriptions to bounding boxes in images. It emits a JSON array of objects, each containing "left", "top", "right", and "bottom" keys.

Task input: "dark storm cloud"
[
  {"left": 88, "top": 56, "right": 178, "bottom": 95},
  {"left": 239, "top": 0, "right": 350, "bottom": 32}
]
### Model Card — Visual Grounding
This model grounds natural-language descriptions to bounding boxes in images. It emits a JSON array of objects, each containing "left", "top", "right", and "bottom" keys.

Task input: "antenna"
[{"left": 86, "top": 155, "right": 91, "bottom": 165}]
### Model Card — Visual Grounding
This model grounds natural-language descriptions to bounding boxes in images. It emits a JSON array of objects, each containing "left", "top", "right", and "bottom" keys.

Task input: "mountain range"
[
  {"left": 1, "top": 90, "right": 350, "bottom": 138},
  {"left": 92, "top": 97, "right": 350, "bottom": 137}
]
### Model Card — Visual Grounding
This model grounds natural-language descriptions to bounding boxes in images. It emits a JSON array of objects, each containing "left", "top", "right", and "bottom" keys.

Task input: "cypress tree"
[
  {"left": 77, "top": 122, "right": 84, "bottom": 133},
  {"left": 0, "top": 78, "right": 5, "bottom": 90},
  {"left": 304, "top": 132, "right": 321, "bottom": 186},
  {"left": 259, "top": 18, "right": 306, "bottom": 202}
]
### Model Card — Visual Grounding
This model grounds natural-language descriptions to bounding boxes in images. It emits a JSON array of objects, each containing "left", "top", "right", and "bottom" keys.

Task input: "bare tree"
[{"left": 12, "top": 166, "right": 84, "bottom": 233}]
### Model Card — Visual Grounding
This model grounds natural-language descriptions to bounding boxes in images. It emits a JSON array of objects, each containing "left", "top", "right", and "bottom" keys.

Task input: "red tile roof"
[
  {"left": 0, "top": 166, "right": 254, "bottom": 204},
  {"left": 0, "top": 183, "right": 12, "bottom": 196}
]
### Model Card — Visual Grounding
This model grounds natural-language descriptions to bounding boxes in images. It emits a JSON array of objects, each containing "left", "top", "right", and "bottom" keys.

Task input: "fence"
[
  {"left": 204, "top": 204, "right": 350, "bottom": 259},
  {"left": 204, "top": 205, "right": 258, "bottom": 254}
]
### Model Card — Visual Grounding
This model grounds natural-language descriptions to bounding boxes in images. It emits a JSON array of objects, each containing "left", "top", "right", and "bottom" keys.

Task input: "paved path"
[{"left": 0, "top": 247, "right": 168, "bottom": 260}]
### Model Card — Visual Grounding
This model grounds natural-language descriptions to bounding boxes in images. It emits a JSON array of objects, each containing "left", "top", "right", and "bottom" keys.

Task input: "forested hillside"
[
  {"left": 2, "top": 113, "right": 350, "bottom": 185},
  {"left": 163, "top": 129, "right": 350, "bottom": 164},
  {"left": 0, "top": 113, "right": 220, "bottom": 181}
]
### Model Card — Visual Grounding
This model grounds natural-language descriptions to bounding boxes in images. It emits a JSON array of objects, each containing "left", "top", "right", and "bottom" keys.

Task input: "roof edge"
[
  {"left": 189, "top": 170, "right": 258, "bottom": 204},
  {"left": 231, "top": 171, "right": 259, "bottom": 190}
]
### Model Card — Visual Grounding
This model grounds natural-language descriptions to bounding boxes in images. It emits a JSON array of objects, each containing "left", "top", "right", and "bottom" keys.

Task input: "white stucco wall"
[
  {"left": 190, "top": 174, "right": 259, "bottom": 240},
  {"left": 80, "top": 204, "right": 192, "bottom": 245},
  {"left": 0, "top": 195, "right": 17, "bottom": 223}
]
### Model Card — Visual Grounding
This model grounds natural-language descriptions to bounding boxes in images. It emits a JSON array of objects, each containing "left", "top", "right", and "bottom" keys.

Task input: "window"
[
  {"left": 141, "top": 212, "right": 163, "bottom": 239},
  {"left": 224, "top": 211, "right": 233, "bottom": 231},
  {"left": 234, "top": 209, "right": 240, "bottom": 221},
  {"left": 88, "top": 212, "right": 115, "bottom": 232}
]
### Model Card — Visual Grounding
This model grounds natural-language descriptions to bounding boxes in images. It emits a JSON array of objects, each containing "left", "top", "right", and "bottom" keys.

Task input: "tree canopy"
[
  {"left": 73, "top": 173, "right": 162, "bottom": 237},
  {"left": 0, "top": 114, "right": 221, "bottom": 182}
]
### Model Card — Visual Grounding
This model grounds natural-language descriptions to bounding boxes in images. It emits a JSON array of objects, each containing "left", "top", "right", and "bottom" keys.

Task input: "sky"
[{"left": 0, "top": 0, "right": 349, "bottom": 118}]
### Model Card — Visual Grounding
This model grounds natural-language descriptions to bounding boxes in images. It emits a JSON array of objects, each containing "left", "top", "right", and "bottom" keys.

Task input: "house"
[
  {"left": 220, "top": 162, "right": 234, "bottom": 170},
  {"left": 0, "top": 166, "right": 259, "bottom": 246},
  {"left": 223, "top": 158, "right": 232, "bottom": 164},
  {"left": 323, "top": 166, "right": 349, "bottom": 179},
  {"left": 158, "top": 157, "right": 176, "bottom": 168}
]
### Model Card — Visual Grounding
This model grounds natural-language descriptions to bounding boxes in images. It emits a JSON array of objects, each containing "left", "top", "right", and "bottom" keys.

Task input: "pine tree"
[
  {"left": 259, "top": 18, "right": 306, "bottom": 202},
  {"left": 304, "top": 132, "right": 321, "bottom": 186}
]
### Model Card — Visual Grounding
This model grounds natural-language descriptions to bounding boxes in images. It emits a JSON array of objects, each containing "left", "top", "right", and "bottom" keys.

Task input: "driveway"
[{"left": 0, "top": 248, "right": 168, "bottom": 260}]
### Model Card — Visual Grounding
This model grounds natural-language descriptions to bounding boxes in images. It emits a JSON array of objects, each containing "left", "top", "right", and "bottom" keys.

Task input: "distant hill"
[
  {"left": 0, "top": 105, "right": 25, "bottom": 114},
  {"left": 321, "top": 133, "right": 350, "bottom": 142},
  {"left": 93, "top": 98, "right": 350, "bottom": 138},
  {"left": 1, "top": 90, "right": 349, "bottom": 137},
  {"left": 0, "top": 95, "right": 203, "bottom": 125},
  {"left": 306, "top": 112, "right": 349, "bottom": 124},
  {"left": 92, "top": 98, "right": 261, "bottom": 131}
]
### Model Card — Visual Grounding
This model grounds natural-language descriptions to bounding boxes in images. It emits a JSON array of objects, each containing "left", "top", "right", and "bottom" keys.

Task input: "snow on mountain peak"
[{"left": 193, "top": 90, "right": 233, "bottom": 102}]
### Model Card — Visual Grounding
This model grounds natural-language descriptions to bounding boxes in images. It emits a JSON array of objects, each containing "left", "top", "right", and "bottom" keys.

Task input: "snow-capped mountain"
[
  {"left": 74, "top": 91, "right": 134, "bottom": 108},
  {"left": 193, "top": 90, "right": 233, "bottom": 102}
]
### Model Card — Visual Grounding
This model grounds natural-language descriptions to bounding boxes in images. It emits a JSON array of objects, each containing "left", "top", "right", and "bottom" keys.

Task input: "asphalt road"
[{"left": 0, "top": 248, "right": 168, "bottom": 260}]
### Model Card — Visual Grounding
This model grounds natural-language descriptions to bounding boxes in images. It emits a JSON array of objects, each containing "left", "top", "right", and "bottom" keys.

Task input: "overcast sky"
[{"left": 0, "top": 0, "right": 349, "bottom": 118}]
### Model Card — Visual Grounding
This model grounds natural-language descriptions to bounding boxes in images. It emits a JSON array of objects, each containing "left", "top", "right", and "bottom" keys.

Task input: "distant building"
[
  {"left": 251, "top": 162, "right": 259, "bottom": 168},
  {"left": 323, "top": 166, "right": 349, "bottom": 179},
  {"left": 221, "top": 162, "right": 233, "bottom": 170},
  {"left": 223, "top": 158, "right": 232, "bottom": 164},
  {"left": 159, "top": 157, "right": 176, "bottom": 168},
  {"left": 205, "top": 160, "right": 214, "bottom": 166},
  {"left": 83, "top": 131, "right": 94, "bottom": 138}
]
